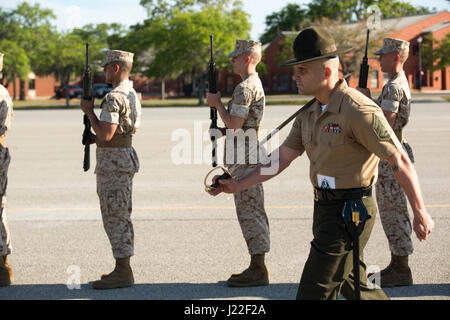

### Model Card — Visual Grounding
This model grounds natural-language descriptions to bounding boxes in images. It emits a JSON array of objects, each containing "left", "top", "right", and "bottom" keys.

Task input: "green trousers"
[{"left": 296, "top": 196, "right": 389, "bottom": 300}]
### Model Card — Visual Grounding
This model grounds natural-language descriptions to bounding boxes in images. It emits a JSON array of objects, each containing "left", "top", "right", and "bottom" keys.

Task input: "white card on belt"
[{"left": 317, "top": 174, "right": 336, "bottom": 189}]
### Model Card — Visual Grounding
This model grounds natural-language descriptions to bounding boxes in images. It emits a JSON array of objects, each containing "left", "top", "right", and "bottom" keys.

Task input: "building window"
[
  {"left": 370, "top": 70, "right": 378, "bottom": 89},
  {"left": 279, "top": 73, "right": 288, "bottom": 91},
  {"left": 271, "top": 75, "right": 278, "bottom": 92},
  {"left": 290, "top": 73, "right": 297, "bottom": 92},
  {"left": 263, "top": 75, "right": 269, "bottom": 92},
  {"left": 28, "top": 79, "right": 35, "bottom": 90},
  {"left": 226, "top": 76, "right": 234, "bottom": 93}
]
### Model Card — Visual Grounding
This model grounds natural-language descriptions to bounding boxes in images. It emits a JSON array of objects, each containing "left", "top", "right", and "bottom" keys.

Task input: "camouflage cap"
[
  {"left": 375, "top": 38, "right": 410, "bottom": 55},
  {"left": 101, "top": 49, "right": 134, "bottom": 67},
  {"left": 227, "top": 40, "right": 262, "bottom": 58}
]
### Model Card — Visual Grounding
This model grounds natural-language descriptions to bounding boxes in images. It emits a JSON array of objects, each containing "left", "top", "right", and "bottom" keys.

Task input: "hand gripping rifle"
[
  {"left": 358, "top": 29, "right": 370, "bottom": 88},
  {"left": 208, "top": 35, "right": 218, "bottom": 168},
  {"left": 82, "top": 43, "right": 93, "bottom": 172}
]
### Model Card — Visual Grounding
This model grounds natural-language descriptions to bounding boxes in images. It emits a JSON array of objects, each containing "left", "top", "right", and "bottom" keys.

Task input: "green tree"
[
  {"left": 276, "top": 18, "right": 391, "bottom": 83},
  {"left": 72, "top": 23, "right": 115, "bottom": 67},
  {"left": 0, "top": 8, "right": 20, "bottom": 41},
  {"left": 9, "top": 1, "right": 57, "bottom": 100},
  {"left": 0, "top": 40, "right": 30, "bottom": 100},
  {"left": 134, "top": 0, "right": 251, "bottom": 104},
  {"left": 307, "top": 0, "right": 431, "bottom": 23},
  {"left": 50, "top": 32, "right": 85, "bottom": 107},
  {"left": 259, "top": 3, "right": 310, "bottom": 44}
]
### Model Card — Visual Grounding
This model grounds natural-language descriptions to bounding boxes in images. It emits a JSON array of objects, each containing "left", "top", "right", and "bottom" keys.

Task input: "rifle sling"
[
  {"left": 96, "top": 134, "right": 132, "bottom": 148},
  {"left": 226, "top": 98, "right": 317, "bottom": 175}
]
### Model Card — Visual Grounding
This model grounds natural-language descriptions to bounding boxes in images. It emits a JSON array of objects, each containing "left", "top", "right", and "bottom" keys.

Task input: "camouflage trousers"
[
  {"left": 232, "top": 166, "right": 270, "bottom": 255},
  {"left": 0, "top": 147, "right": 11, "bottom": 256},
  {"left": 375, "top": 159, "right": 414, "bottom": 256},
  {"left": 97, "top": 172, "right": 135, "bottom": 259}
]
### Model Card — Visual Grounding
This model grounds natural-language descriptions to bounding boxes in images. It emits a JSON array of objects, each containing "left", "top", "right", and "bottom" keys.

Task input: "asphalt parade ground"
[{"left": 0, "top": 100, "right": 448, "bottom": 302}]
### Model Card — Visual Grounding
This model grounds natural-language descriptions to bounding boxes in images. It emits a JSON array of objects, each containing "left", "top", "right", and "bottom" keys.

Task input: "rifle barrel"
[
  {"left": 210, "top": 35, "right": 214, "bottom": 61},
  {"left": 86, "top": 43, "right": 89, "bottom": 66},
  {"left": 364, "top": 29, "right": 370, "bottom": 57}
]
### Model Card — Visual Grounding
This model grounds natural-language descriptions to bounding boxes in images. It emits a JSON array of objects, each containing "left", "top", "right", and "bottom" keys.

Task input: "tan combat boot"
[
  {"left": 92, "top": 257, "right": 134, "bottom": 290},
  {"left": 379, "top": 254, "right": 413, "bottom": 287},
  {"left": 226, "top": 254, "right": 269, "bottom": 287},
  {"left": 0, "top": 255, "right": 14, "bottom": 287}
]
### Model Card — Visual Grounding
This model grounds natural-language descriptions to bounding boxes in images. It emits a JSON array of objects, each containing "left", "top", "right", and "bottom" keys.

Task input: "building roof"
[
  {"left": 263, "top": 11, "right": 447, "bottom": 51},
  {"left": 422, "top": 21, "right": 450, "bottom": 33}
]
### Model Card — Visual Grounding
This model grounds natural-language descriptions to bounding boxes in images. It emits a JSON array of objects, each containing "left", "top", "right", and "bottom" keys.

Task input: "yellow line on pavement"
[
  {"left": 7, "top": 205, "right": 310, "bottom": 211},
  {"left": 6, "top": 204, "right": 450, "bottom": 212}
]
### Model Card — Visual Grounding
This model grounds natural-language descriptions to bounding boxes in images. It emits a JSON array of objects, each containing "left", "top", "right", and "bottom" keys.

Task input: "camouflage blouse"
[
  {"left": 224, "top": 73, "right": 265, "bottom": 167},
  {"left": 376, "top": 70, "right": 411, "bottom": 142}
]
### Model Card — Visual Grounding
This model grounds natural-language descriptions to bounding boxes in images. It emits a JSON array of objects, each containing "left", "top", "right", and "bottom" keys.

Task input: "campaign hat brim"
[{"left": 280, "top": 47, "right": 352, "bottom": 67}]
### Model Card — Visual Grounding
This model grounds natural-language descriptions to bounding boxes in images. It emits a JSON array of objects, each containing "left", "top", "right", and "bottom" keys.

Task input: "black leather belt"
[{"left": 314, "top": 187, "right": 372, "bottom": 202}]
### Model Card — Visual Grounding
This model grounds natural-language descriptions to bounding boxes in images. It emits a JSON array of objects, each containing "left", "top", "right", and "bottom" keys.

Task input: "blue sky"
[{"left": 2, "top": 0, "right": 449, "bottom": 41}]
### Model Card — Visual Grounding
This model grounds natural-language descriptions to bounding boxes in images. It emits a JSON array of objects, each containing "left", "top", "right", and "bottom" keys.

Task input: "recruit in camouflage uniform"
[
  {"left": 373, "top": 38, "right": 415, "bottom": 287},
  {"left": 96, "top": 79, "right": 141, "bottom": 260},
  {"left": 82, "top": 49, "right": 142, "bottom": 289},
  {"left": 0, "top": 52, "right": 14, "bottom": 286},
  {"left": 225, "top": 67, "right": 269, "bottom": 262},
  {"left": 208, "top": 40, "right": 270, "bottom": 287}
]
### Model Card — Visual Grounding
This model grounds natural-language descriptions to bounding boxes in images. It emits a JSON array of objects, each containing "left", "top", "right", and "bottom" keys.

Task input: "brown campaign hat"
[{"left": 280, "top": 26, "right": 351, "bottom": 66}]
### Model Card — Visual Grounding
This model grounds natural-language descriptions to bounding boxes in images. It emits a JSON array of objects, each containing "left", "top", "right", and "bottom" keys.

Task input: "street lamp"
[{"left": 417, "top": 35, "right": 423, "bottom": 91}]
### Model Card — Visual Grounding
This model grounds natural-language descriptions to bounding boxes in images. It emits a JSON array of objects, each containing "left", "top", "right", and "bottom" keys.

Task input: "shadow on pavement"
[
  {"left": 382, "top": 283, "right": 450, "bottom": 299},
  {"left": 0, "top": 282, "right": 448, "bottom": 300},
  {"left": 0, "top": 282, "right": 298, "bottom": 300}
]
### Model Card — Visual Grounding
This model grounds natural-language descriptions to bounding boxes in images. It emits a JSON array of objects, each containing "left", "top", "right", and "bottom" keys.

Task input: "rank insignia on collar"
[{"left": 322, "top": 123, "right": 342, "bottom": 133}]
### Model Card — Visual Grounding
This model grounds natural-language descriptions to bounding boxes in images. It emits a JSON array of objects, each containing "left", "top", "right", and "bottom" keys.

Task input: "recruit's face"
[
  {"left": 103, "top": 63, "right": 115, "bottom": 84},
  {"left": 379, "top": 52, "right": 397, "bottom": 73},
  {"left": 231, "top": 52, "right": 249, "bottom": 74},
  {"left": 293, "top": 60, "right": 324, "bottom": 95}
]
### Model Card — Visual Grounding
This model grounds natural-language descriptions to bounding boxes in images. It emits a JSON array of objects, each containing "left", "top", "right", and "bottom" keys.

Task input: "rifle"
[
  {"left": 82, "top": 43, "right": 92, "bottom": 172},
  {"left": 208, "top": 35, "right": 218, "bottom": 168},
  {"left": 358, "top": 29, "right": 370, "bottom": 88},
  {"left": 204, "top": 99, "right": 317, "bottom": 192}
]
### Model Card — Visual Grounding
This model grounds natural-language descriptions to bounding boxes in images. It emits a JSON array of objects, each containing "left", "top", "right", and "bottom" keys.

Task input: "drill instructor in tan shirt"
[{"left": 208, "top": 27, "right": 434, "bottom": 300}]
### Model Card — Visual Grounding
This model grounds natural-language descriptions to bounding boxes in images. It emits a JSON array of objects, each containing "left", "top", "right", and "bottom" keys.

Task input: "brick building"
[
  {"left": 2, "top": 11, "right": 449, "bottom": 100},
  {"left": 246, "top": 11, "right": 450, "bottom": 95}
]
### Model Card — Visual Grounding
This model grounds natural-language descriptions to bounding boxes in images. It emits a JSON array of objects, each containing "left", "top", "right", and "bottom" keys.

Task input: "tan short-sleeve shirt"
[{"left": 283, "top": 79, "right": 402, "bottom": 189}]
